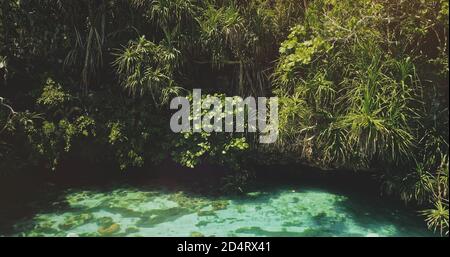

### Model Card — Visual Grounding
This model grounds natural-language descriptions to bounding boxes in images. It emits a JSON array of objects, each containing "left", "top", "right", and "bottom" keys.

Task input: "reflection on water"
[{"left": 3, "top": 187, "right": 434, "bottom": 237}]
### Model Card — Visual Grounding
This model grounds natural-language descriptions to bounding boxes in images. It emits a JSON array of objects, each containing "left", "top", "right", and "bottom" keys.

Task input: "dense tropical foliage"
[{"left": 0, "top": 0, "right": 448, "bottom": 235}]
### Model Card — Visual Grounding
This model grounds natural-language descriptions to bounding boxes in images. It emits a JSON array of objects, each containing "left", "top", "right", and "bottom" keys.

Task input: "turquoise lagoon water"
[{"left": 4, "top": 187, "right": 434, "bottom": 237}]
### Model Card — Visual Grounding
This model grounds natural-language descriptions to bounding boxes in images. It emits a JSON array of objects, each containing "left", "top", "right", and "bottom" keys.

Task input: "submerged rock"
[
  {"left": 137, "top": 207, "right": 191, "bottom": 227},
  {"left": 79, "top": 232, "right": 99, "bottom": 237},
  {"left": 98, "top": 223, "right": 121, "bottom": 236},
  {"left": 30, "top": 220, "right": 58, "bottom": 235},
  {"left": 299, "top": 228, "right": 326, "bottom": 237},
  {"left": 168, "top": 192, "right": 208, "bottom": 210},
  {"left": 105, "top": 207, "right": 142, "bottom": 218},
  {"left": 312, "top": 211, "right": 329, "bottom": 224},
  {"left": 125, "top": 227, "right": 140, "bottom": 234},
  {"left": 190, "top": 231, "right": 205, "bottom": 237},
  {"left": 195, "top": 220, "right": 210, "bottom": 227},
  {"left": 97, "top": 217, "right": 115, "bottom": 227},
  {"left": 103, "top": 190, "right": 152, "bottom": 211},
  {"left": 211, "top": 200, "right": 229, "bottom": 211},
  {"left": 58, "top": 213, "right": 94, "bottom": 230},
  {"left": 197, "top": 210, "right": 217, "bottom": 217}
]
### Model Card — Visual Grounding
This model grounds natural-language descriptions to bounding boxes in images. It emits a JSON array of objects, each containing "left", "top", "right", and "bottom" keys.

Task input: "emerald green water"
[{"left": 3, "top": 187, "right": 434, "bottom": 237}]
